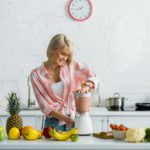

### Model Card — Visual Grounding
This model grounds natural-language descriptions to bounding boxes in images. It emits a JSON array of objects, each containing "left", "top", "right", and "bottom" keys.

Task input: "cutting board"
[{"left": 92, "top": 132, "right": 113, "bottom": 139}]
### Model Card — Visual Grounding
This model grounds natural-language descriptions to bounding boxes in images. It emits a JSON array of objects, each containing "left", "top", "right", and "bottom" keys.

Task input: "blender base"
[{"left": 75, "top": 112, "right": 93, "bottom": 135}]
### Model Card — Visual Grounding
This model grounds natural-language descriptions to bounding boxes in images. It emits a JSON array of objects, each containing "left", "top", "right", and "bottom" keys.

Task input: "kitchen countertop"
[
  {"left": 0, "top": 136, "right": 150, "bottom": 150},
  {"left": 0, "top": 107, "right": 108, "bottom": 116},
  {"left": 107, "top": 111, "right": 150, "bottom": 116},
  {"left": 1, "top": 107, "right": 150, "bottom": 116}
]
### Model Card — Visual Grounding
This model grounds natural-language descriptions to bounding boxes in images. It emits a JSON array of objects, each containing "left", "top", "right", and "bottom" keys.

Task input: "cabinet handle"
[
  {"left": 107, "top": 119, "right": 110, "bottom": 131},
  {"left": 101, "top": 119, "right": 107, "bottom": 132},
  {"left": 100, "top": 119, "right": 104, "bottom": 132},
  {"left": 41, "top": 116, "right": 45, "bottom": 130}
]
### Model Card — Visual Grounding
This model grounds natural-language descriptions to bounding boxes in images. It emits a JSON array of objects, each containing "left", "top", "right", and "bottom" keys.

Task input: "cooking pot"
[
  {"left": 74, "top": 92, "right": 91, "bottom": 113},
  {"left": 106, "top": 93, "right": 127, "bottom": 111}
]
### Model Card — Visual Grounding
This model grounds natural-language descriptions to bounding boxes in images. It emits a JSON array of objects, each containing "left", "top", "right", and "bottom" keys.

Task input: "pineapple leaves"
[{"left": 6, "top": 91, "right": 21, "bottom": 115}]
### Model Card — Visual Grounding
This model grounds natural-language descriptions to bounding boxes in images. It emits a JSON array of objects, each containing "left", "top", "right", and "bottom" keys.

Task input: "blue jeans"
[{"left": 44, "top": 116, "right": 72, "bottom": 131}]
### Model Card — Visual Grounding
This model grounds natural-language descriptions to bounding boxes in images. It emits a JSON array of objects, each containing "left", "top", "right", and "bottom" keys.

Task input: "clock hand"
[{"left": 75, "top": 6, "right": 83, "bottom": 10}]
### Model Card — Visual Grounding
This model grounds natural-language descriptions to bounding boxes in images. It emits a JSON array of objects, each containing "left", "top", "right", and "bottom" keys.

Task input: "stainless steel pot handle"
[{"left": 113, "top": 93, "right": 120, "bottom": 98}]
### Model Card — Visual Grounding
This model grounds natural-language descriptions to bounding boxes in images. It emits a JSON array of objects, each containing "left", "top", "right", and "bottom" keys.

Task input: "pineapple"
[{"left": 6, "top": 91, "right": 23, "bottom": 135}]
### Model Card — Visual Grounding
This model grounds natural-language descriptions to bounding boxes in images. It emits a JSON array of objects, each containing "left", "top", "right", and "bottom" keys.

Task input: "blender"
[{"left": 74, "top": 92, "right": 93, "bottom": 135}]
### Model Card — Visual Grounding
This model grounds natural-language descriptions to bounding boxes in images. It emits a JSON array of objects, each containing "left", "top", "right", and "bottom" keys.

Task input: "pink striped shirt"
[{"left": 30, "top": 60, "right": 98, "bottom": 125}]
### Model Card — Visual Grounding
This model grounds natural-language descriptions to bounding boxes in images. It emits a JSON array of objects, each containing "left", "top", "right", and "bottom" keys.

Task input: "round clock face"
[{"left": 68, "top": 0, "right": 93, "bottom": 21}]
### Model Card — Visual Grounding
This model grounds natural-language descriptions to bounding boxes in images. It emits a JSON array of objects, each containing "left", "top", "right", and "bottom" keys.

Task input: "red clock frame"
[{"left": 68, "top": 0, "right": 93, "bottom": 22}]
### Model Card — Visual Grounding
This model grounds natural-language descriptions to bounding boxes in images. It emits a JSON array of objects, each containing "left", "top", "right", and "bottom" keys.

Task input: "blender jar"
[{"left": 74, "top": 92, "right": 91, "bottom": 113}]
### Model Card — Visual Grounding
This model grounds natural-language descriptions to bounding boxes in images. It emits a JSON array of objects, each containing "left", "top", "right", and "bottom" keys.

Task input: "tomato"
[
  {"left": 119, "top": 126, "right": 126, "bottom": 131},
  {"left": 109, "top": 123, "right": 113, "bottom": 129},
  {"left": 119, "top": 124, "right": 124, "bottom": 127},
  {"left": 125, "top": 127, "right": 128, "bottom": 131},
  {"left": 116, "top": 126, "right": 120, "bottom": 130},
  {"left": 111, "top": 125, "right": 115, "bottom": 130},
  {"left": 111, "top": 125, "right": 115, "bottom": 129},
  {"left": 110, "top": 123, "right": 128, "bottom": 131}
]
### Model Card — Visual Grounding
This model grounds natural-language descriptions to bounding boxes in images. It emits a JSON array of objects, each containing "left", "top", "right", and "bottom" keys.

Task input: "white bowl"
[{"left": 112, "top": 130, "right": 126, "bottom": 140}]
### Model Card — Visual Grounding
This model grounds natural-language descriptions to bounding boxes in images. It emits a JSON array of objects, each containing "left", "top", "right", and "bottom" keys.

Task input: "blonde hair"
[{"left": 47, "top": 34, "right": 73, "bottom": 65}]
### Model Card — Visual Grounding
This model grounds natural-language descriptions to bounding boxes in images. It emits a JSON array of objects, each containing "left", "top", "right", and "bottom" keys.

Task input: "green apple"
[
  {"left": 70, "top": 134, "right": 79, "bottom": 142},
  {"left": 0, "top": 126, "right": 5, "bottom": 141},
  {"left": 0, "top": 132, "right": 5, "bottom": 141},
  {"left": 0, "top": 126, "right": 4, "bottom": 132}
]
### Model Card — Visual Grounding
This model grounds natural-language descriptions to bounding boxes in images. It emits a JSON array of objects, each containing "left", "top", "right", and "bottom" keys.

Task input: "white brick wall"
[{"left": 0, "top": 0, "right": 150, "bottom": 109}]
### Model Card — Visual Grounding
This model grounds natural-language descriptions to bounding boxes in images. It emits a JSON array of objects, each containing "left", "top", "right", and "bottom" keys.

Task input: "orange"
[{"left": 21, "top": 126, "right": 34, "bottom": 137}]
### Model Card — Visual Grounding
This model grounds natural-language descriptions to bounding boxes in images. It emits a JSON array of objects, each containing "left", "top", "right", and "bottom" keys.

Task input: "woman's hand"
[
  {"left": 50, "top": 110, "right": 74, "bottom": 128},
  {"left": 64, "top": 116, "right": 74, "bottom": 128}
]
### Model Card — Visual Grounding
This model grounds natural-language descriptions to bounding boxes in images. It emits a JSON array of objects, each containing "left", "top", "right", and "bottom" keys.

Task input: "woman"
[{"left": 30, "top": 34, "right": 98, "bottom": 131}]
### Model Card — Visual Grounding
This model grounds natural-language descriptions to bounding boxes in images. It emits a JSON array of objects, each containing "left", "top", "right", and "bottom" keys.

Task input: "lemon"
[{"left": 8, "top": 127, "right": 20, "bottom": 140}]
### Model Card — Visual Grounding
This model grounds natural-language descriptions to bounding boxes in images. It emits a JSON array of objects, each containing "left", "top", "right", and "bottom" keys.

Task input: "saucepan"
[{"left": 106, "top": 93, "right": 127, "bottom": 111}]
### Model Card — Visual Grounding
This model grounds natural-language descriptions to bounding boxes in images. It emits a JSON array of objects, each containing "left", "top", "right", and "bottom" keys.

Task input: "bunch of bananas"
[{"left": 49, "top": 128, "right": 78, "bottom": 142}]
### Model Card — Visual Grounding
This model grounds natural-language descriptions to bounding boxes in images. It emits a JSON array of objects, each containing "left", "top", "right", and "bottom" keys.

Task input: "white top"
[
  {"left": 52, "top": 81, "right": 70, "bottom": 115},
  {"left": 52, "top": 81, "right": 64, "bottom": 97}
]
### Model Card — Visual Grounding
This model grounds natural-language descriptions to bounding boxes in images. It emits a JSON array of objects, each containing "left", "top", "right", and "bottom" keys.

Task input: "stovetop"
[{"left": 108, "top": 107, "right": 150, "bottom": 111}]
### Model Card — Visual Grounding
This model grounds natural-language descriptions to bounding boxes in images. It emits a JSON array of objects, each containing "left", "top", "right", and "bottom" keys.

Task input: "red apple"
[{"left": 43, "top": 127, "right": 52, "bottom": 139}]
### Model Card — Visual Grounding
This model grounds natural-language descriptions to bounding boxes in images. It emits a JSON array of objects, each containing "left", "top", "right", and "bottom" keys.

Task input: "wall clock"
[{"left": 68, "top": 0, "right": 93, "bottom": 22}]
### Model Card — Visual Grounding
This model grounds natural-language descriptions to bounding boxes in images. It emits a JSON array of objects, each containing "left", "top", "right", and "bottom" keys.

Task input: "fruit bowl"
[{"left": 112, "top": 129, "right": 126, "bottom": 140}]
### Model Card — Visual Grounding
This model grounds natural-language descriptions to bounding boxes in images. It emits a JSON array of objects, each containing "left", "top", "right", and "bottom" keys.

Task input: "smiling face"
[
  {"left": 51, "top": 46, "right": 71, "bottom": 67},
  {"left": 47, "top": 34, "right": 73, "bottom": 66}
]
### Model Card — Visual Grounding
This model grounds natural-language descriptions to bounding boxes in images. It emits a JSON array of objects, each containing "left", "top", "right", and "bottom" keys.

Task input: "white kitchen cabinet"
[
  {"left": 0, "top": 115, "right": 43, "bottom": 134},
  {"left": 0, "top": 116, "right": 6, "bottom": 126},
  {"left": 21, "top": 115, "right": 43, "bottom": 130},
  {"left": 0, "top": 116, "right": 7, "bottom": 134},
  {"left": 107, "top": 115, "right": 150, "bottom": 131},
  {"left": 2, "top": 107, "right": 150, "bottom": 135},
  {"left": 91, "top": 115, "right": 108, "bottom": 132}
]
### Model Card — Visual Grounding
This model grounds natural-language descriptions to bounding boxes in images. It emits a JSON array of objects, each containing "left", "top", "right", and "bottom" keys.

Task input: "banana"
[
  {"left": 49, "top": 128, "right": 78, "bottom": 141},
  {"left": 37, "top": 130, "right": 43, "bottom": 139},
  {"left": 24, "top": 129, "right": 40, "bottom": 140}
]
